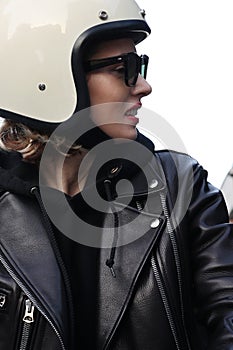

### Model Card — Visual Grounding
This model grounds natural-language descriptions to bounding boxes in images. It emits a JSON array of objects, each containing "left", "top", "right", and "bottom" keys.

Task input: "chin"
[{"left": 105, "top": 125, "right": 137, "bottom": 140}]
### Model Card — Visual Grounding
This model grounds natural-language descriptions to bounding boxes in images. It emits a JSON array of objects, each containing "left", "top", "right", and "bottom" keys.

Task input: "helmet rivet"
[
  {"left": 140, "top": 9, "right": 146, "bottom": 18},
  {"left": 38, "top": 83, "right": 46, "bottom": 91},
  {"left": 99, "top": 10, "right": 108, "bottom": 21}
]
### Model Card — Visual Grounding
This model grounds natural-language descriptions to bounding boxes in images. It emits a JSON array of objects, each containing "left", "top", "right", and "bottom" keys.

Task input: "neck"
[{"left": 40, "top": 148, "right": 93, "bottom": 196}]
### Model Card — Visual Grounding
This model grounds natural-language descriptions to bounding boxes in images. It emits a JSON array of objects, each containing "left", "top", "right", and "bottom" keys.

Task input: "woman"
[{"left": 0, "top": 0, "right": 233, "bottom": 349}]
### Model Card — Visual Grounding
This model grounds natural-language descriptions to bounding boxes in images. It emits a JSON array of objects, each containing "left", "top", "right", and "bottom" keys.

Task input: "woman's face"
[{"left": 86, "top": 38, "right": 152, "bottom": 140}]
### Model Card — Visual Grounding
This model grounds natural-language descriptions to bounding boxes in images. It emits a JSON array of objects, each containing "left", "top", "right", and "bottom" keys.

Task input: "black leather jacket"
[{"left": 0, "top": 148, "right": 233, "bottom": 350}]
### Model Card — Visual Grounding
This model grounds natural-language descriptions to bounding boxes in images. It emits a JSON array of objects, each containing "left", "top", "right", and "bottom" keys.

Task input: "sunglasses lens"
[
  {"left": 125, "top": 54, "right": 148, "bottom": 87},
  {"left": 125, "top": 53, "right": 139, "bottom": 87}
]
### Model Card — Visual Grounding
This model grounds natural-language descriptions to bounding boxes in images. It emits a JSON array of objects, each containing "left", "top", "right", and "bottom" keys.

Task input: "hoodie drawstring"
[{"left": 104, "top": 179, "right": 119, "bottom": 278}]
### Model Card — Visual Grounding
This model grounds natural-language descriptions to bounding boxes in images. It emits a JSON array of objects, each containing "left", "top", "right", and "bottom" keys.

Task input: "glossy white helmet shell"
[{"left": 0, "top": 0, "right": 150, "bottom": 127}]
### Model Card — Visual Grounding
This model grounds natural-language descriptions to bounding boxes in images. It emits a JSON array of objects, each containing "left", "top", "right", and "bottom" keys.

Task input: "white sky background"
[{"left": 137, "top": 0, "right": 233, "bottom": 189}]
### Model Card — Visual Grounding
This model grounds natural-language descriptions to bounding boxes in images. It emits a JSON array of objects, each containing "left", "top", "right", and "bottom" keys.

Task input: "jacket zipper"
[
  {"left": 136, "top": 200, "right": 143, "bottom": 211},
  {"left": 0, "top": 254, "right": 66, "bottom": 350},
  {"left": 137, "top": 193, "right": 183, "bottom": 348},
  {"left": 158, "top": 192, "right": 191, "bottom": 349},
  {"left": 19, "top": 299, "right": 35, "bottom": 350},
  {"left": 151, "top": 255, "right": 182, "bottom": 349}
]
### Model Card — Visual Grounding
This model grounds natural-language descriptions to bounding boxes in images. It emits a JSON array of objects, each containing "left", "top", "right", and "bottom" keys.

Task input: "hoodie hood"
[
  {"left": 0, "top": 151, "right": 38, "bottom": 196},
  {"left": 0, "top": 131, "right": 155, "bottom": 197}
]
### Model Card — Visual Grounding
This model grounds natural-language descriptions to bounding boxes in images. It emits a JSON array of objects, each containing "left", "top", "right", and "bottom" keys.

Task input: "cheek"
[
  {"left": 86, "top": 74, "right": 137, "bottom": 139},
  {"left": 90, "top": 101, "right": 125, "bottom": 128},
  {"left": 87, "top": 75, "right": 110, "bottom": 105},
  {"left": 87, "top": 74, "right": 127, "bottom": 105}
]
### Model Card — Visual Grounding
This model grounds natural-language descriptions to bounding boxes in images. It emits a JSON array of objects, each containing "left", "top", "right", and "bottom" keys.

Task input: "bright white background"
[{"left": 137, "top": 0, "right": 233, "bottom": 188}]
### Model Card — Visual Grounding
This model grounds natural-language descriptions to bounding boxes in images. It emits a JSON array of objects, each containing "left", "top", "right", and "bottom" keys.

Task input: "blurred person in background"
[{"left": 221, "top": 165, "right": 233, "bottom": 222}]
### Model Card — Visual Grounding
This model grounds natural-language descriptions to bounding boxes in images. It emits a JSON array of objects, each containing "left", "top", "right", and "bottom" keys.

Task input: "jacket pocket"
[{"left": 0, "top": 281, "right": 21, "bottom": 349}]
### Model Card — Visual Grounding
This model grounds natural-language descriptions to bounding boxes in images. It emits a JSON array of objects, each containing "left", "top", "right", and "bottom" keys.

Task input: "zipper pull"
[{"left": 23, "top": 299, "right": 35, "bottom": 324}]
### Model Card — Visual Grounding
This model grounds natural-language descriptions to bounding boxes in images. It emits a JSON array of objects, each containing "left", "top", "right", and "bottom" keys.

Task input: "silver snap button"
[
  {"left": 149, "top": 179, "right": 158, "bottom": 189},
  {"left": 150, "top": 218, "right": 160, "bottom": 228},
  {"left": 30, "top": 186, "right": 38, "bottom": 195}
]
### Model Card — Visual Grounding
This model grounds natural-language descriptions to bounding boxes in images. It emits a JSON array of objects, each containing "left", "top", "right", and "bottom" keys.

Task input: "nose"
[{"left": 132, "top": 74, "right": 152, "bottom": 97}]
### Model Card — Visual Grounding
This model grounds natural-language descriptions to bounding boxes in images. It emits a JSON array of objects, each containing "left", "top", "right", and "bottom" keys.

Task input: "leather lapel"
[
  {"left": 0, "top": 192, "right": 69, "bottom": 342},
  {"left": 97, "top": 205, "right": 166, "bottom": 349}
]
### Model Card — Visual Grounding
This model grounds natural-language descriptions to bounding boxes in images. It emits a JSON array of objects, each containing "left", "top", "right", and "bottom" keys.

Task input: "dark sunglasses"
[{"left": 84, "top": 52, "right": 149, "bottom": 87}]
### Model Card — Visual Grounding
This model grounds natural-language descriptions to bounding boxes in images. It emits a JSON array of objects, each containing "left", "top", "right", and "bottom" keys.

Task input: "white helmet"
[{"left": 0, "top": 0, "right": 150, "bottom": 132}]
